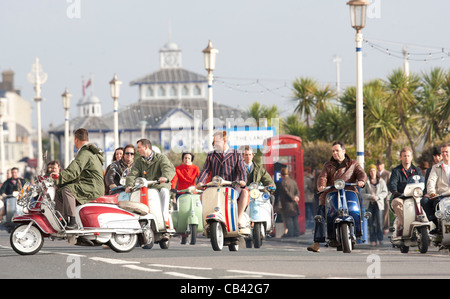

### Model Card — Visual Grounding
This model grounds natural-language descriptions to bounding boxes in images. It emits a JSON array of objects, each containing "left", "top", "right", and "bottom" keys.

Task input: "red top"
[{"left": 171, "top": 164, "right": 200, "bottom": 190}]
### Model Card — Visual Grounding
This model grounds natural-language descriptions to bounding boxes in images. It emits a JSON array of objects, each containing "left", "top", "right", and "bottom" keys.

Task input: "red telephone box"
[{"left": 262, "top": 135, "right": 305, "bottom": 235}]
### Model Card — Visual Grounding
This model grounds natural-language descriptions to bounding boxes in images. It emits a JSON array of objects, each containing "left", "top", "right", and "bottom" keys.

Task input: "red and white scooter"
[{"left": 10, "top": 174, "right": 153, "bottom": 255}]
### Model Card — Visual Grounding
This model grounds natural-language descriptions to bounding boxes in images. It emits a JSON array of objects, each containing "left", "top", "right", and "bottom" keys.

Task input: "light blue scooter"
[{"left": 246, "top": 182, "right": 276, "bottom": 248}]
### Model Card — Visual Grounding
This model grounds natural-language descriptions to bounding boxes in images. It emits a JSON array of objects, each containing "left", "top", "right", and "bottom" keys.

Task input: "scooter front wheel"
[
  {"left": 210, "top": 222, "right": 224, "bottom": 251},
  {"left": 339, "top": 223, "right": 352, "bottom": 253},
  {"left": 10, "top": 224, "right": 44, "bottom": 255},
  {"left": 108, "top": 234, "right": 138, "bottom": 253}
]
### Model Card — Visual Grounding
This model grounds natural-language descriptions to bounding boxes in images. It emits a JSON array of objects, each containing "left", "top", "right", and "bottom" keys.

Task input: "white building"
[
  {"left": 0, "top": 70, "right": 34, "bottom": 177},
  {"left": 51, "top": 41, "right": 247, "bottom": 167}
]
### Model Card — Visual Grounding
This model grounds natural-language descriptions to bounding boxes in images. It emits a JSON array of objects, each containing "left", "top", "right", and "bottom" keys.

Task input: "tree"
[
  {"left": 246, "top": 102, "right": 279, "bottom": 127},
  {"left": 385, "top": 68, "right": 421, "bottom": 157}
]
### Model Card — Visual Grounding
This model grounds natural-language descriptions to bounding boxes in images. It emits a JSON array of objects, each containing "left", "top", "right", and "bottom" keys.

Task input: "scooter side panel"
[{"left": 78, "top": 204, "right": 139, "bottom": 229}]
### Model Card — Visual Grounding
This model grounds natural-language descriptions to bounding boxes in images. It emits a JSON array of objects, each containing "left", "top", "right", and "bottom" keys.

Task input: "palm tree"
[
  {"left": 292, "top": 77, "right": 318, "bottom": 127},
  {"left": 418, "top": 67, "right": 447, "bottom": 144},
  {"left": 385, "top": 68, "right": 421, "bottom": 156},
  {"left": 282, "top": 114, "right": 307, "bottom": 138},
  {"left": 364, "top": 79, "right": 399, "bottom": 165},
  {"left": 246, "top": 102, "right": 279, "bottom": 127}
]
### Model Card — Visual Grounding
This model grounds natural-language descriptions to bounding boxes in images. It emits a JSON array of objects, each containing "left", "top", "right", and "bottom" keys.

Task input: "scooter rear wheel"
[
  {"left": 108, "top": 234, "right": 138, "bottom": 253},
  {"left": 10, "top": 224, "right": 44, "bottom": 255}
]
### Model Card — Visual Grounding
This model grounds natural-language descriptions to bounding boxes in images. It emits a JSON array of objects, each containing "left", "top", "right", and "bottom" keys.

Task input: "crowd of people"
[{"left": 2, "top": 126, "right": 449, "bottom": 253}]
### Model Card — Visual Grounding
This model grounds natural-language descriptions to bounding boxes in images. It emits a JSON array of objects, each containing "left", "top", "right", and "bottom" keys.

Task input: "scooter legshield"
[{"left": 326, "top": 190, "right": 362, "bottom": 240}]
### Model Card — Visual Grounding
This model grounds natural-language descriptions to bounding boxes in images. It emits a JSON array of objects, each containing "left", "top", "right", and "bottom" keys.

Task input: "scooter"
[
  {"left": 1, "top": 191, "right": 23, "bottom": 233},
  {"left": 316, "top": 179, "right": 369, "bottom": 253},
  {"left": 10, "top": 174, "right": 154, "bottom": 255},
  {"left": 389, "top": 175, "right": 430, "bottom": 254},
  {"left": 126, "top": 177, "right": 175, "bottom": 249},
  {"left": 171, "top": 186, "right": 203, "bottom": 245},
  {"left": 245, "top": 182, "right": 276, "bottom": 248},
  {"left": 201, "top": 176, "right": 251, "bottom": 251},
  {"left": 428, "top": 195, "right": 450, "bottom": 253}
]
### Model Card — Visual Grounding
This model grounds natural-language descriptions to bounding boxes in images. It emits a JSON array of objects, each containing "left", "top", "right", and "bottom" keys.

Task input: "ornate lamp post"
[
  {"left": 27, "top": 58, "right": 48, "bottom": 171},
  {"left": 109, "top": 74, "right": 122, "bottom": 150},
  {"left": 61, "top": 88, "right": 72, "bottom": 168},
  {"left": 202, "top": 40, "right": 219, "bottom": 151},
  {"left": 347, "top": 0, "right": 370, "bottom": 168}
]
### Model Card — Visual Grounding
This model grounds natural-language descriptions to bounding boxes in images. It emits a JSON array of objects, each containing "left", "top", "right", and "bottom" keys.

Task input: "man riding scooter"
[
  {"left": 242, "top": 145, "right": 275, "bottom": 188},
  {"left": 307, "top": 141, "right": 366, "bottom": 253},
  {"left": 388, "top": 146, "right": 423, "bottom": 237},
  {"left": 125, "top": 138, "right": 175, "bottom": 228},
  {"left": 52, "top": 128, "right": 105, "bottom": 230},
  {"left": 196, "top": 131, "right": 249, "bottom": 233},
  {"left": 423, "top": 143, "right": 450, "bottom": 234}
]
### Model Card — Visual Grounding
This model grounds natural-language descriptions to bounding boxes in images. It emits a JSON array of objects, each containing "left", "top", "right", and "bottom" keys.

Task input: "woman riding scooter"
[
  {"left": 171, "top": 152, "right": 200, "bottom": 244},
  {"left": 171, "top": 152, "right": 200, "bottom": 198}
]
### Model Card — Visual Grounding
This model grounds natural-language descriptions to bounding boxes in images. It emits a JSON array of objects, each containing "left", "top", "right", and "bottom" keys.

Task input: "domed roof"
[
  {"left": 77, "top": 95, "right": 101, "bottom": 106},
  {"left": 161, "top": 41, "right": 180, "bottom": 51}
]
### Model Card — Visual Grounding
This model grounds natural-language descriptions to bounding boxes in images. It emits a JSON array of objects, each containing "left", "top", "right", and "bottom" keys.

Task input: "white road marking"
[
  {"left": 123, "top": 265, "right": 162, "bottom": 272},
  {"left": 227, "top": 269, "right": 305, "bottom": 278},
  {"left": 149, "top": 263, "right": 213, "bottom": 270},
  {"left": 89, "top": 257, "right": 140, "bottom": 264},
  {"left": 164, "top": 271, "right": 210, "bottom": 279}
]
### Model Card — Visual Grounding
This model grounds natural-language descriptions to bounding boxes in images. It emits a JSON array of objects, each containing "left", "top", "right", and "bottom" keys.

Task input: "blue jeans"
[{"left": 367, "top": 202, "right": 383, "bottom": 243}]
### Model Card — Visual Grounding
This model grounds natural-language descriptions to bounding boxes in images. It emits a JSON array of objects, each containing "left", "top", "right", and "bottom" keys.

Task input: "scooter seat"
[{"left": 90, "top": 194, "right": 119, "bottom": 204}]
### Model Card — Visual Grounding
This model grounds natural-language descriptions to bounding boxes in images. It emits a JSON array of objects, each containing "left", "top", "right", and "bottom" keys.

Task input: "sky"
[{"left": 2, "top": 0, "right": 450, "bottom": 131}]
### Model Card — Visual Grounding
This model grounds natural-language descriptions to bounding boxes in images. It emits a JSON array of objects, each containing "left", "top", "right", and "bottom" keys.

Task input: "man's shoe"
[
  {"left": 65, "top": 217, "right": 78, "bottom": 230},
  {"left": 307, "top": 242, "right": 320, "bottom": 253},
  {"left": 328, "top": 239, "right": 340, "bottom": 247}
]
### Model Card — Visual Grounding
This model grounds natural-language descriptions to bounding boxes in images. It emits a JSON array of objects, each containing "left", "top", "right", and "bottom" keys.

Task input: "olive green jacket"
[
  {"left": 57, "top": 143, "right": 105, "bottom": 204},
  {"left": 246, "top": 162, "right": 275, "bottom": 187},
  {"left": 125, "top": 152, "right": 175, "bottom": 190}
]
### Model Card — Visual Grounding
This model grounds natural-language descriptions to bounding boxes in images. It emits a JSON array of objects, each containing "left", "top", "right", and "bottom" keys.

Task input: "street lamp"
[
  {"left": 347, "top": 0, "right": 370, "bottom": 168},
  {"left": 61, "top": 88, "right": 72, "bottom": 168},
  {"left": 109, "top": 74, "right": 122, "bottom": 150},
  {"left": 27, "top": 57, "right": 48, "bottom": 171},
  {"left": 202, "top": 40, "right": 219, "bottom": 151},
  {"left": 0, "top": 98, "right": 6, "bottom": 180}
]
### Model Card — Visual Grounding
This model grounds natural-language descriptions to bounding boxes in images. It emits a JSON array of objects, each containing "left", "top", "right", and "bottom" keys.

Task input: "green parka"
[
  {"left": 246, "top": 163, "right": 275, "bottom": 187},
  {"left": 125, "top": 152, "right": 175, "bottom": 191},
  {"left": 56, "top": 143, "right": 105, "bottom": 204}
]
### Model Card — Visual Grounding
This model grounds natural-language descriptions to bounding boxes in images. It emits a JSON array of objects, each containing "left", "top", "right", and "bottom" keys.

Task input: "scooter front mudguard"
[{"left": 12, "top": 214, "right": 59, "bottom": 235}]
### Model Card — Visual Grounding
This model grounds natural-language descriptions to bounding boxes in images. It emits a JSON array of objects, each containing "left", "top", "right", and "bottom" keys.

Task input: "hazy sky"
[{"left": 2, "top": 0, "right": 450, "bottom": 130}]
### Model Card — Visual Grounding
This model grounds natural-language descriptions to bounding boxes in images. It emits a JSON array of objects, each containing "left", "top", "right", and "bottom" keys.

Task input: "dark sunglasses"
[{"left": 124, "top": 152, "right": 135, "bottom": 156}]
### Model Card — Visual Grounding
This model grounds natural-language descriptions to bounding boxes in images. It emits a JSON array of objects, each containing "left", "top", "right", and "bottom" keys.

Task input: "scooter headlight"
[
  {"left": 248, "top": 182, "right": 258, "bottom": 190},
  {"left": 436, "top": 210, "right": 444, "bottom": 219},
  {"left": 412, "top": 187, "right": 423, "bottom": 199},
  {"left": 334, "top": 179, "right": 345, "bottom": 190},
  {"left": 135, "top": 177, "right": 147, "bottom": 188},
  {"left": 249, "top": 188, "right": 261, "bottom": 199},
  {"left": 211, "top": 176, "right": 223, "bottom": 186}
]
